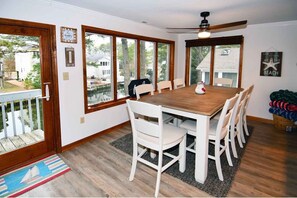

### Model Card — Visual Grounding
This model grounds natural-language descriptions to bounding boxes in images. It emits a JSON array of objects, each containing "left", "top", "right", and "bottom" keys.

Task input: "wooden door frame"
[{"left": 0, "top": 18, "right": 61, "bottom": 168}]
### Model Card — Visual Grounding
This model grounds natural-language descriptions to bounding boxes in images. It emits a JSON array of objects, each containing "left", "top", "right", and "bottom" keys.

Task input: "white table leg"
[{"left": 195, "top": 115, "right": 209, "bottom": 183}]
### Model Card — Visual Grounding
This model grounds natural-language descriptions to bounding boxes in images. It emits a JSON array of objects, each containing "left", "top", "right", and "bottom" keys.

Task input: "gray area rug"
[{"left": 110, "top": 126, "right": 253, "bottom": 197}]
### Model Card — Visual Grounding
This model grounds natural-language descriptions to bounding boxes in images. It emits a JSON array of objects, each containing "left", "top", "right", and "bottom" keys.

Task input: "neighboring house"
[
  {"left": 196, "top": 47, "right": 240, "bottom": 86},
  {"left": 86, "top": 53, "right": 112, "bottom": 80},
  {"left": 15, "top": 52, "right": 35, "bottom": 81}
]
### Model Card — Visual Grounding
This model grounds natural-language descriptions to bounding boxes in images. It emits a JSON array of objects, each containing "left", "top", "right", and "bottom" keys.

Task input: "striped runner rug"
[{"left": 0, "top": 154, "right": 70, "bottom": 197}]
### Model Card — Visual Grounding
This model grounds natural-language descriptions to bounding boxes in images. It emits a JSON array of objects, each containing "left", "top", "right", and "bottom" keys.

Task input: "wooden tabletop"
[{"left": 140, "top": 85, "right": 242, "bottom": 116}]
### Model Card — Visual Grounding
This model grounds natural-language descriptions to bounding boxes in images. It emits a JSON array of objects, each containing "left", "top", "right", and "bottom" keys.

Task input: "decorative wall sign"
[
  {"left": 61, "top": 27, "right": 77, "bottom": 43},
  {"left": 65, "top": 47, "right": 75, "bottom": 67},
  {"left": 260, "top": 51, "right": 282, "bottom": 77}
]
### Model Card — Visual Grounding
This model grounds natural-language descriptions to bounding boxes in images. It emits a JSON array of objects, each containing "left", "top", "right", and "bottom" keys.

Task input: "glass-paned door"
[{"left": 0, "top": 20, "right": 57, "bottom": 172}]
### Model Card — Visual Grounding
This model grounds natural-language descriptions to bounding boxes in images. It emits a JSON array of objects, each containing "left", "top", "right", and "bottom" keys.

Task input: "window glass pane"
[
  {"left": 213, "top": 45, "right": 240, "bottom": 87},
  {"left": 140, "top": 41, "right": 155, "bottom": 85},
  {"left": 190, "top": 46, "right": 211, "bottom": 85},
  {"left": 116, "top": 37, "right": 136, "bottom": 99},
  {"left": 157, "top": 43, "right": 169, "bottom": 82},
  {"left": 85, "top": 32, "right": 113, "bottom": 106}
]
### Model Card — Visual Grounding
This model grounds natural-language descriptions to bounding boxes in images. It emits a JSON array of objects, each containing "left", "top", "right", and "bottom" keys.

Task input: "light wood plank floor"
[{"left": 22, "top": 120, "right": 297, "bottom": 197}]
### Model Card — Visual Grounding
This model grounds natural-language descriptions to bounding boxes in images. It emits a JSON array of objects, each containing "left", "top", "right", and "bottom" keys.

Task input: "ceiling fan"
[{"left": 166, "top": 11, "right": 247, "bottom": 38}]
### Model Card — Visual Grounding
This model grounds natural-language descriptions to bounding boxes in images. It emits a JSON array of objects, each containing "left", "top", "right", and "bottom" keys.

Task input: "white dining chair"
[
  {"left": 240, "top": 84, "right": 254, "bottom": 143},
  {"left": 179, "top": 94, "right": 239, "bottom": 181},
  {"left": 229, "top": 89, "right": 249, "bottom": 158},
  {"left": 135, "top": 83, "right": 174, "bottom": 124},
  {"left": 214, "top": 78, "right": 233, "bottom": 87},
  {"left": 126, "top": 99, "right": 187, "bottom": 197},
  {"left": 173, "top": 78, "right": 185, "bottom": 89},
  {"left": 157, "top": 81, "right": 172, "bottom": 93},
  {"left": 135, "top": 83, "right": 154, "bottom": 100}
]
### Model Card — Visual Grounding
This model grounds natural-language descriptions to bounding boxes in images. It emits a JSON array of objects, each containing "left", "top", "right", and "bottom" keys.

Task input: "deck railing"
[{"left": 0, "top": 89, "right": 42, "bottom": 138}]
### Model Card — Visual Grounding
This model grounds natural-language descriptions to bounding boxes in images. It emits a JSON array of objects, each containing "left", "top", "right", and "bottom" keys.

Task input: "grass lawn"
[{"left": 0, "top": 81, "right": 27, "bottom": 93}]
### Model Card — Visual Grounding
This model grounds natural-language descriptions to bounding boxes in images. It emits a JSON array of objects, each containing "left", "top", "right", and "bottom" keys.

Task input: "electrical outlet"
[{"left": 80, "top": 117, "right": 85, "bottom": 124}]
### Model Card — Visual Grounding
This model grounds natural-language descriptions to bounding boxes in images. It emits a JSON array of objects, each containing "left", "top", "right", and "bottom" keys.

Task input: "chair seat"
[
  {"left": 138, "top": 124, "right": 186, "bottom": 149},
  {"left": 179, "top": 119, "right": 218, "bottom": 140}
]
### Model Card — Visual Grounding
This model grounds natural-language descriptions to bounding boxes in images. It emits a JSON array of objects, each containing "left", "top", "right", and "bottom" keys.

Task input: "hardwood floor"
[{"left": 22, "top": 120, "right": 297, "bottom": 197}]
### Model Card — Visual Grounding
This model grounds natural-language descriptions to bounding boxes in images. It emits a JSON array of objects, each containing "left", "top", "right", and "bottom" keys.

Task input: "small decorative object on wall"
[
  {"left": 65, "top": 47, "right": 75, "bottom": 67},
  {"left": 260, "top": 51, "right": 282, "bottom": 77},
  {"left": 61, "top": 26, "right": 77, "bottom": 43}
]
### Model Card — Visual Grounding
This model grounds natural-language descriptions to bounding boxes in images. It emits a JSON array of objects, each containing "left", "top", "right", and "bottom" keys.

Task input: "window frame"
[
  {"left": 185, "top": 35, "right": 244, "bottom": 88},
  {"left": 82, "top": 25, "right": 175, "bottom": 113}
]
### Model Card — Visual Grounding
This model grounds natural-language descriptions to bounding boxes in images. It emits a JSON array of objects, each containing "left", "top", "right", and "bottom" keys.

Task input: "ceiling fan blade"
[
  {"left": 208, "top": 20, "right": 247, "bottom": 30},
  {"left": 166, "top": 27, "right": 200, "bottom": 30}
]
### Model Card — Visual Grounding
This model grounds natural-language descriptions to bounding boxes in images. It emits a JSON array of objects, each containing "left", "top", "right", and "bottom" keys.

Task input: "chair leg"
[
  {"left": 150, "top": 149, "right": 157, "bottom": 159},
  {"left": 155, "top": 151, "right": 163, "bottom": 198},
  {"left": 179, "top": 136, "right": 186, "bottom": 172},
  {"left": 239, "top": 119, "right": 246, "bottom": 144},
  {"left": 230, "top": 128, "right": 238, "bottom": 158},
  {"left": 215, "top": 153, "right": 224, "bottom": 181},
  {"left": 243, "top": 114, "right": 250, "bottom": 136},
  {"left": 225, "top": 138, "right": 233, "bottom": 167},
  {"left": 236, "top": 127, "right": 243, "bottom": 148},
  {"left": 129, "top": 143, "right": 138, "bottom": 181},
  {"left": 230, "top": 136, "right": 238, "bottom": 158}
]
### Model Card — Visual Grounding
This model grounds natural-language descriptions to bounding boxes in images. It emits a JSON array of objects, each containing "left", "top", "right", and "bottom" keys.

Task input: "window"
[
  {"left": 140, "top": 41, "right": 155, "bottom": 84},
  {"left": 116, "top": 37, "right": 136, "bottom": 99},
  {"left": 185, "top": 36, "right": 243, "bottom": 88},
  {"left": 82, "top": 26, "right": 174, "bottom": 113},
  {"left": 85, "top": 33, "right": 113, "bottom": 106},
  {"left": 157, "top": 43, "right": 170, "bottom": 82}
]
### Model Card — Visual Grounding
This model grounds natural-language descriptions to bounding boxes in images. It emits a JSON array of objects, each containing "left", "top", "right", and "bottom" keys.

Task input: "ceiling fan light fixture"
[{"left": 198, "top": 30, "right": 211, "bottom": 39}]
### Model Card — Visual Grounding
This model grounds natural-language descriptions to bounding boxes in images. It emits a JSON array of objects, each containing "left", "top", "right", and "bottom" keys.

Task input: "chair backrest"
[
  {"left": 157, "top": 81, "right": 172, "bottom": 93},
  {"left": 242, "top": 84, "right": 254, "bottom": 114},
  {"left": 214, "top": 78, "right": 233, "bottom": 87},
  {"left": 126, "top": 99, "right": 163, "bottom": 142},
  {"left": 230, "top": 89, "right": 249, "bottom": 128},
  {"left": 135, "top": 84, "right": 154, "bottom": 100},
  {"left": 173, "top": 78, "right": 185, "bottom": 89},
  {"left": 216, "top": 94, "right": 239, "bottom": 143}
]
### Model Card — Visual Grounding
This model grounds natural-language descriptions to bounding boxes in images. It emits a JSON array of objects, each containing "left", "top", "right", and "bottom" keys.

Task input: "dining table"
[{"left": 139, "top": 84, "right": 242, "bottom": 183}]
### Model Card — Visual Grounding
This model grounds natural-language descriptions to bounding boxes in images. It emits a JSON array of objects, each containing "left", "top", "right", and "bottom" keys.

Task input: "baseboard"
[
  {"left": 247, "top": 115, "right": 273, "bottom": 124},
  {"left": 61, "top": 121, "right": 129, "bottom": 152}
]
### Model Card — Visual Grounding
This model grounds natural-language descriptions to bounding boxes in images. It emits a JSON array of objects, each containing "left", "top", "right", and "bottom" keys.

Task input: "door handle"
[{"left": 40, "top": 82, "right": 50, "bottom": 101}]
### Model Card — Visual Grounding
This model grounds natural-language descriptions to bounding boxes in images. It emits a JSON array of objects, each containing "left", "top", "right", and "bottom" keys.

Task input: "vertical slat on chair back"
[
  {"left": 127, "top": 99, "right": 162, "bottom": 138},
  {"left": 216, "top": 94, "right": 239, "bottom": 140},
  {"left": 157, "top": 81, "right": 172, "bottom": 93},
  {"left": 135, "top": 84, "right": 154, "bottom": 100}
]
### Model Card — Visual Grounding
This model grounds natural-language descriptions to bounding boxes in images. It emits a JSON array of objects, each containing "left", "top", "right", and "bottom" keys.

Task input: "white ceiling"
[{"left": 53, "top": 0, "right": 297, "bottom": 30}]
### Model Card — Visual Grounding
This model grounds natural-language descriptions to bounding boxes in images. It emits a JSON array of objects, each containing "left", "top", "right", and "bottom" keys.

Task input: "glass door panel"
[
  {"left": 213, "top": 45, "right": 240, "bottom": 87},
  {"left": 0, "top": 34, "right": 44, "bottom": 154},
  {"left": 190, "top": 46, "right": 211, "bottom": 85}
]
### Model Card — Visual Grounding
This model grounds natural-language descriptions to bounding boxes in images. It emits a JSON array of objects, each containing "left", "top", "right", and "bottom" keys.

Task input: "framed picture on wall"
[
  {"left": 260, "top": 51, "right": 282, "bottom": 77},
  {"left": 65, "top": 47, "right": 75, "bottom": 67}
]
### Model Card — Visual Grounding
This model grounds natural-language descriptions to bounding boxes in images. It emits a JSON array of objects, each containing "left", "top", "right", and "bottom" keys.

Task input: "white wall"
[
  {"left": 2, "top": 0, "right": 296, "bottom": 147},
  {"left": 176, "top": 21, "right": 297, "bottom": 120},
  {"left": 0, "top": 0, "right": 177, "bottom": 146}
]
